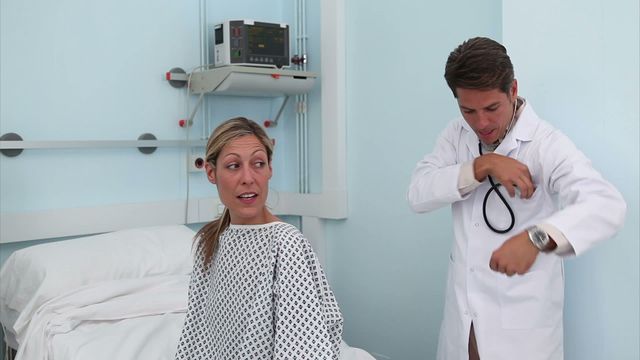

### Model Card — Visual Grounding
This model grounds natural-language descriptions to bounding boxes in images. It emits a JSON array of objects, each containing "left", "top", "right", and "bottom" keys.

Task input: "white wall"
[{"left": 504, "top": 1, "right": 639, "bottom": 359}]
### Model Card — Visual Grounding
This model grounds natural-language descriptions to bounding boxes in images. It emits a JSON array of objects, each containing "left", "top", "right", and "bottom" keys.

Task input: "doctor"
[{"left": 407, "top": 37, "right": 626, "bottom": 360}]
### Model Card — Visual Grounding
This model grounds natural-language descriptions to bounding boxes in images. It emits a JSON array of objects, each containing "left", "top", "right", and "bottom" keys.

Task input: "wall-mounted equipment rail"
[
  {"left": 189, "top": 65, "right": 316, "bottom": 96},
  {"left": 0, "top": 139, "right": 207, "bottom": 157}
]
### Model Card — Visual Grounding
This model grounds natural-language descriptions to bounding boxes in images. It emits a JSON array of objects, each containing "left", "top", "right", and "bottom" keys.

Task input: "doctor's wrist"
[
  {"left": 473, "top": 155, "right": 492, "bottom": 182},
  {"left": 526, "top": 226, "right": 558, "bottom": 252}
]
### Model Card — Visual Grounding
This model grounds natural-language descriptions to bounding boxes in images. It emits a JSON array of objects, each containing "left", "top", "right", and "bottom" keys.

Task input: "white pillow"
[{"left": 0, "top": 225, "right": 195, "bottom": 337}]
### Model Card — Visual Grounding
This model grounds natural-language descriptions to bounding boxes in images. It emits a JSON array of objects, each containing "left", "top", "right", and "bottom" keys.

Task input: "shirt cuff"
[
  {"left": 538, "top": 223, "right": 575, "bottom": 256},
  {"left": 458, "top": 160, "right": 482, "bottom": 196}
]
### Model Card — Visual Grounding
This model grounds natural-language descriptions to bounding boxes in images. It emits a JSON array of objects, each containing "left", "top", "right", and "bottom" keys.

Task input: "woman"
[{"left": 175, "top": 117, "right": 343, "bottom": 360}]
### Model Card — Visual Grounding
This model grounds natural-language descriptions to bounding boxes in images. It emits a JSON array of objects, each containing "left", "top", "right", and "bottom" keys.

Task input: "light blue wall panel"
[
  {"left": 326, "top": 1, "right": 502, "bottom": 358},
  {"left": 201, "top": 0, "right": 323, "bottom": 195},
  {"left": 0, "top": 0, "right": 203, "bottom": 212},
  {"left": 504, "top": 1, "right": 639, "bottom": 359},
  {"left": 0, "top": 0, "right": 316, "bottom": 213},
  {"left": 0, "top": 0, "right": 316, "bottom": 356}
]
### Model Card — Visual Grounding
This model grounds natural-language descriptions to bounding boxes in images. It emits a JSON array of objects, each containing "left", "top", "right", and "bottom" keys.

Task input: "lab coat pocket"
[
  {"left": 508, "top": 185, "right": 550, "bottom": 231},
  {"left": 499, "top": 269, "right": 563, "bottom": 329},
  {"left": 483, "top": 184, "right": 545, "bottom": 232}
]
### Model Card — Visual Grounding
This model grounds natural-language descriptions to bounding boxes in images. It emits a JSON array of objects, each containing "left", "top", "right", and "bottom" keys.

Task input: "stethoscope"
[
  {"left": 478, "top": 100, "right": 518, "bottom": 234},
  {"left": 478, "top": 142, "right": 515, "bottom": 233}
]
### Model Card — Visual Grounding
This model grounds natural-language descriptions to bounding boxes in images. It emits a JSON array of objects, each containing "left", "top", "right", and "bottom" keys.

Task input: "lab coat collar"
[
  {"left": 462, "top": 100, "right": 539, "bottom": 157},
  {"left": 495, "top": 101, "right": 537, "bottom": 155}
]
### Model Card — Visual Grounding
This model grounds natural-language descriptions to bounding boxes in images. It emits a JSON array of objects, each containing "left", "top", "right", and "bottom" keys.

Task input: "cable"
[
  {"left": 184, "top": 123, "right": 191, "bottom": 224},
  {"left": 183, "top": 65, "right": 214, "bottom": 225}
]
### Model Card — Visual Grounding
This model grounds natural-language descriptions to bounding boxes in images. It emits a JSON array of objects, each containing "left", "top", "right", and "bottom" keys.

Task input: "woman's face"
[{"left": 205, "top": 135, "right": 272, "bottom": 225}]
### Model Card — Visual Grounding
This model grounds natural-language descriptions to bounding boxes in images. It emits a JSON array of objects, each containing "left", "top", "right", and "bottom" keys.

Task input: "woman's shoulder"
[
  {"left": 267, "top": 222, "right": 312, "bottom": 252},
  {"left": 269, "top": 221, "right": 304, "bottom": 240},
  {"left": 226, "top": 221, "right": 303, "bottom": 240}
]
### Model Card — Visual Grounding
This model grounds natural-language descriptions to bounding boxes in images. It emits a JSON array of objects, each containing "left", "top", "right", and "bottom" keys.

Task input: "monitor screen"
[{"left": 247, "top": 25, "right": 286, "bottom": 57}]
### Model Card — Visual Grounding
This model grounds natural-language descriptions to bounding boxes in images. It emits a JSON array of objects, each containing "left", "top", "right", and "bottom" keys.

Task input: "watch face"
[{"left": 528, "top": 227, "right": 549, "bottom": 250}]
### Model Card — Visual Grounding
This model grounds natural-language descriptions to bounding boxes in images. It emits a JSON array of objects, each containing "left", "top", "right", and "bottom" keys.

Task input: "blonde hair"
[{"left": 195, "top": 117, "right": 274, "bottom": 267}]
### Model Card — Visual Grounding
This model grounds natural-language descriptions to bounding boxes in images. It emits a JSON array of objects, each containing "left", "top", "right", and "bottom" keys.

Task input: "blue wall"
[
  {"left": 0, "top": 0, "right": 309, "bottom": 215},
  {"left": 326, "top": 0, "right": 638, "bottom": 359},
  {"left": 2, "top": 1, "right": 638, "bottom": 359},
  {"left": 0, "top": 0, "right": 201, "bottom": 212},
  {"left": 504, "top": 1, "right": 639, "bottom": 359},
  {"left": 326, "top": 1, "right": 502, "bottom": 358},
  {"left": 0, "top": 0, "right": 311, "bottom": 357}
]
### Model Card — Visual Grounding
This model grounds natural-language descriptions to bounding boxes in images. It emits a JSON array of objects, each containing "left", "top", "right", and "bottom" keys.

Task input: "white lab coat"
[{"left": 408, "top": 103, "right": 626, "bottom": 360}]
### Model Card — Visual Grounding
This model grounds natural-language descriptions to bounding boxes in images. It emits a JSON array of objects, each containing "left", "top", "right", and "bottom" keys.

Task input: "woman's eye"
[
  {"left": 226, "top": 163, "right": 239, "bottom": 170},
  {"left": 255, "top": 161, "right": 266, "bottom": 168}
]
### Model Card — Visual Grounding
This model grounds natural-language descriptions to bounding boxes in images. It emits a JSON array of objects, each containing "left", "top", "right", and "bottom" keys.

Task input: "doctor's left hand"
[{"left": 489, "top": 232, "right": 539, "bottom": 276}]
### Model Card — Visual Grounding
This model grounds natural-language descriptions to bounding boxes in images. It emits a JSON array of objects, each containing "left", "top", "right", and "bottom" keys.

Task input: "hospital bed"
[{"left": 0, "top": 225, "right": 375, "bottom": 360}]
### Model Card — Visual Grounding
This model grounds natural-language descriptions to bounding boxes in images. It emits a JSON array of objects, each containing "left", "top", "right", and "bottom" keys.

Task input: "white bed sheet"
[
  {"left": 48, "top": 313, "right": 375, "bottom": 360},
  {"left": 51, "top": 312, "right": 185, "bottom": 360},
  {"left": 16, "top": 275, "right": 188, "bottom": 360},
  {"left": 0, "top": 224, "right": 195, "bottom": 342},
  {"left": 14, "top": 275, "right": 376, "bottom": 360}
]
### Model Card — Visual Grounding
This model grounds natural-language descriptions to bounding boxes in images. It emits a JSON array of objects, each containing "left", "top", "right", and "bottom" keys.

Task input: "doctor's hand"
[
  {"left": 473, "top": 153, "right": 535, "bottom": 199},
  {"left": 489, "top": 231, "right": 539, "bottom": 276}
]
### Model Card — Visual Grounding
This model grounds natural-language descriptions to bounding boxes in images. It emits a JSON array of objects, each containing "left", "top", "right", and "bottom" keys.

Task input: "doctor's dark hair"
[
  {"left": 195, "top": 117, "right": 274, "bottom": 267},
  {"left": 444, "top": 37, "right": 514, "bottom": 98}
]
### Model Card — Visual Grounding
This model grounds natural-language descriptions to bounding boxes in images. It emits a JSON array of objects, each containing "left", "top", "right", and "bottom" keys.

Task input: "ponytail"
[{"left": 195, "top": 207, "right": 231, "bottom": 267}]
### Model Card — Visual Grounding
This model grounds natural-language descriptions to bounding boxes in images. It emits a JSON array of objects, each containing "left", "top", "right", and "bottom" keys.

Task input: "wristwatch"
[{"left": 526, "top": 225, "right": 554, "bottom": 252}]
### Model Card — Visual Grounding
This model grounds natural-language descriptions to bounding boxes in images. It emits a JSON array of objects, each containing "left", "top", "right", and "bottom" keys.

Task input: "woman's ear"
[{"left": 205, "top": 162, "right": 216, "bottom": 185}]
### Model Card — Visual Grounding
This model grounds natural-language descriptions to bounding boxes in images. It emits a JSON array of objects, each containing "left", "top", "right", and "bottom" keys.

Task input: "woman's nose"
[{"left": 240, "top": 167, "right": 254, "bottom": 184}]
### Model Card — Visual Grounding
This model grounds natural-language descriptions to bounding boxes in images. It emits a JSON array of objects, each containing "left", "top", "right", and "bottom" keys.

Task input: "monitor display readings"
[{"left": 247, "top": 25, "right": 286, "bottom": 57}]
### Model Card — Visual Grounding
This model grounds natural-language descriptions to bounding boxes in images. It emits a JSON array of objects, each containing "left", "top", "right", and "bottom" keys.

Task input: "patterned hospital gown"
[{"left": 175, "top": 221, "right": 343, "bottom": 360}]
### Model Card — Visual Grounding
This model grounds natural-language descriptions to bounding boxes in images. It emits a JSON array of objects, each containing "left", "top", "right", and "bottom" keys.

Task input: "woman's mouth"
[{"left": 237, "top": 192, "right": 258, "bottom": 204}]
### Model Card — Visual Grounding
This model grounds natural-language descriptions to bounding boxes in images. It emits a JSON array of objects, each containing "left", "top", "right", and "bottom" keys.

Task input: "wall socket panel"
[{"left": 189, "top": 154, "right": 205, "bottom": 173}]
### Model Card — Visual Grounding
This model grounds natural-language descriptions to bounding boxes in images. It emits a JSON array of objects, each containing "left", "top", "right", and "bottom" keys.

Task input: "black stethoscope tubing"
[{"left": 478, "top": 142, "right": 515, "bottom": 234}]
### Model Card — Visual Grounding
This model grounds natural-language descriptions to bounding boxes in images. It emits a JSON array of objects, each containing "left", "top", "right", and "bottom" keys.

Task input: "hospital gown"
[{"left": 175, "top": 221, "right": 343, "bottom": 360}]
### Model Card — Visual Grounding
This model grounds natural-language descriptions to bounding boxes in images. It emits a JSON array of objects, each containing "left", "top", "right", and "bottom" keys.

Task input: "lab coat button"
[
  {"left": 474, "top": 223, "right": 480, "bottom": 227},
  {"left": 470, "top": 267, "right": 475, "bottom": 272}
]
